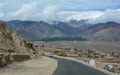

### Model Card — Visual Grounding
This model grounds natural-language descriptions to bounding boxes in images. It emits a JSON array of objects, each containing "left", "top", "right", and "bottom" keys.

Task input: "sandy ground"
[
  {"left": 35, "top": 41, "right": 120, "bottom": 52},
  {"left": 0, "top": 56, "right": 57, "bottom": 75}
]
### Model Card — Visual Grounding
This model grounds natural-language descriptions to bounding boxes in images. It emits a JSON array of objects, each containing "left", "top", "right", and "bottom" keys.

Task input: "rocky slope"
[
  {"left": 84, "top": 22, "right": 120, "bottom": 41},
  {"left": 53, "top": 22, "right": 79, "bottom": 36},
  {"left": 0, "top": 22, "right": 35, "bottom": 55},
  {"left": 92, "top": 28, "right": 120, "bottom": 41},
  {"left": 7, "top": 20, "right": 62, "bottom": 41}
]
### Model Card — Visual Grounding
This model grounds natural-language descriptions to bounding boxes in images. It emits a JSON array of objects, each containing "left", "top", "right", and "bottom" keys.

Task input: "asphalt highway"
[{"left": 52, "top": 57, "right": 108, "bottom": 75}]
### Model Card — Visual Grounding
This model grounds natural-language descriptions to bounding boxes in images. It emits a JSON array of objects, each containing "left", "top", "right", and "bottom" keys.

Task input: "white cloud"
[
  {"left": 0, "top": 12, "right": 4, "bottom": 19},
  {"left": 0, "top": 3, "right": 6, "bottom": 10},
  {"left": 0, "top": 3, "right": 5, "bottom": 20},
  {"left": 59, "top": 11, "right": 103, "bottom": 21},
  {"left": 42, "top": 6, "right": 60, "bottom": 16},
  {"left": 0, "top": 0, "right": 120, "bottom": 23},
  {"left": 88, "top": 9, "right": 120, "bottom": 24},
  {"left": 3, "top": 2, "right": 61, "bottom": 22},
  {"left": 6, "top": 2, "right": 37, "bottom": 21},
  {"left": 39, "top": 6, "right": 61, "bottom": 22}
]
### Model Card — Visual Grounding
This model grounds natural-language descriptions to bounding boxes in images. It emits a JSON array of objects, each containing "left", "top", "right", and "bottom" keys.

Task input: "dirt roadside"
[{"left": 0, "top": 56, "right": 57, "bottom": 75}]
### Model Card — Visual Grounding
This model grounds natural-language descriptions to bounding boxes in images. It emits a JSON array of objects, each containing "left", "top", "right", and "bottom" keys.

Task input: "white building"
[{"left": 88, "top": 59, "right": 95, "bottom": 66}]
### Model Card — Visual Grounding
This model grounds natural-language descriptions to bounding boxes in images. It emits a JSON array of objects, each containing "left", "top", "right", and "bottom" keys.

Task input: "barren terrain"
[
  {"left": 0, "top": 56, "right": 57, "bottom": 75},
  {"left": 34, "top": 41, "right": 120, "bottom": 53}
]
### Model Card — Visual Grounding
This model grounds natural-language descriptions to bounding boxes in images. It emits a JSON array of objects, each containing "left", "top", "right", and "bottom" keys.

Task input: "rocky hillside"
[
  {"left": 84, "top": 22, "right": 120, "bottom": 41},
  {"left": 53, "top": 22, "right": 79, "bottom": 35},
  {"left": 92, "top": 27, "right": 120, "bottom": 41},
  {"left": 7, "top": 20, "right": 62, "bottom": 41},
  {"left": 0, "top": 22, "right": 35, "bottom": 55},
  {"left": 83, "top": 22, "right": 120, "bottom": 34}
]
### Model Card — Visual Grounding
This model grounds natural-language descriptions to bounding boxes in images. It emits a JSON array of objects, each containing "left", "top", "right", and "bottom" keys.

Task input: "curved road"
[{"left": 52, "top": 57, "right": 108, "bottom": 75}]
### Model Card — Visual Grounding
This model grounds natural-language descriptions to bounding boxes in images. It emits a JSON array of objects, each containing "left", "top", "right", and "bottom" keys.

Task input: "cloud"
[
  {"left": 2, "top": 2, "right": 61, "bottom": 21},
  {"left": 59, "top": 11, "right": 103, "bottom": 21},
  {"left": 6, "top": 2, "right": 37, "bottom": 20},
  {"left": 0, "top": 12, "right": 4, "bottom": 19},
  {"left": 0, "top": 3, "right": 5, "bottom": 19},
  {"left": 38, "top": 5, "right": 61, "bottom": 22},
  {"left": 0, "top": 3, "right": 4, "bottom": 9},
  {"left": 0, "top": 0, "right": 120, "bottom": 23},
  {"left": 88, "top": 9, "right": 120, "bottom": 24}
]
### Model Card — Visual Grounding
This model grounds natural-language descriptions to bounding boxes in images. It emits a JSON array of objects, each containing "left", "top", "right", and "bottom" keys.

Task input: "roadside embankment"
[{"left": 0, "top": 56, "right": 57, "bottom": 75}]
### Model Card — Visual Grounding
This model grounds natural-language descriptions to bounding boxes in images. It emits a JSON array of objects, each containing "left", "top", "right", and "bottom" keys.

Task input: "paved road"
[{"left": 52, "top": 57, "right": 108, "bottom": 75}]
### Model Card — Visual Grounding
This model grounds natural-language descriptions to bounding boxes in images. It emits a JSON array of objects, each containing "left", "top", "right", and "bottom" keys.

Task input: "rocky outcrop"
[
  {"left": 0, "top": 22, "right": 37, "bottom": 67},
  {"left": 0, "top": 22, "right": 36, "bottom": 55}
]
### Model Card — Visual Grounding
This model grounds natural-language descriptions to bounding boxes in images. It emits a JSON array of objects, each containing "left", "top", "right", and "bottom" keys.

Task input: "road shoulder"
[
  {"left": 53, "top": 55, "right": 115, "bottom": 75},
  {"left": 0, "top": 56, "right": 57, "bottom": 75}
]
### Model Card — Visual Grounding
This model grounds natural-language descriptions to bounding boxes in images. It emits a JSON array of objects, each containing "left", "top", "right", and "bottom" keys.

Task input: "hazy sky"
[{"left": 0, "top": 0, "right": 120, "bottom": 23}]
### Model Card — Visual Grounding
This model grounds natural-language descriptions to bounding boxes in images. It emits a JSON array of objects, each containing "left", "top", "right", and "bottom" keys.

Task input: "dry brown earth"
[{"left": 0, "top": 56, "right": 57, "bottom": 75}]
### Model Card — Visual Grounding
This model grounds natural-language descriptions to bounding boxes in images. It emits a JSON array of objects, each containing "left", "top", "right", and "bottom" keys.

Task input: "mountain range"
[{"left": 6, "top": 20, "right": 120, "bottom": 42}]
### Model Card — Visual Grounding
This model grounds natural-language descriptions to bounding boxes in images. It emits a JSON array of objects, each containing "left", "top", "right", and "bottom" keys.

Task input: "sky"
[{"left": 0, "top": 0, "right": 120, "bottom": 23}]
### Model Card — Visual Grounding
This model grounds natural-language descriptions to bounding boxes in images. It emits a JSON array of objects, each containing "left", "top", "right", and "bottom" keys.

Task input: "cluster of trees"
[{"left": 39, "top": 36, "right": 88, "bottom": 41}]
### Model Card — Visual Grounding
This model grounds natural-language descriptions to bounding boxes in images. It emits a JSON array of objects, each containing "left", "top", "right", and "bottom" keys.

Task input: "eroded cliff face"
[{"left": 0, "top": 22, "right": 35, "bottom": 55}]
